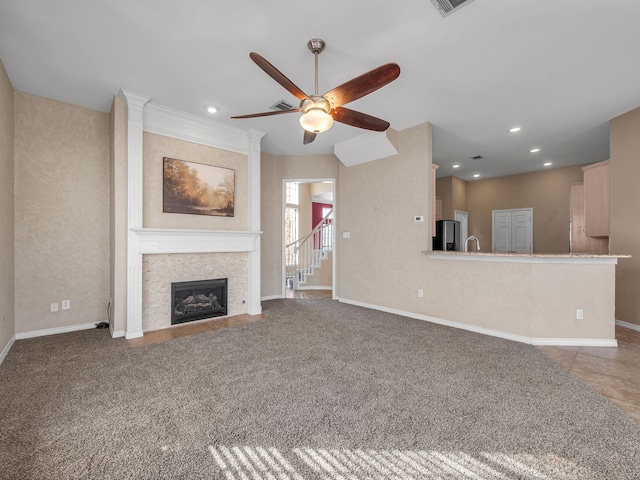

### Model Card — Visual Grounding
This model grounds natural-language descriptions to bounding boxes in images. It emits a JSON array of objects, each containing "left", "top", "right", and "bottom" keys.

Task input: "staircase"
[{"left": 286, "top": 209, "right": 333, "bottom": 289}]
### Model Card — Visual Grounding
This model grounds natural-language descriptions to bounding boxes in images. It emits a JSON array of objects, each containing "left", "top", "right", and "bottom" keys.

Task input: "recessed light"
[
  {"left": 204, "top": 104, "right": 219, "bottom": 114},
  {"left": 530, "top": 148, "right": 540, "bottom": 153},
  {"left": 509, "top": 127, "right": 522, "bottom": 133},
  {"left": 452, "top": 164, "right": 460, "bottom": 169},
  {"left": 543, "top": 162, "right": 552, "bottom": 167},
  {"left": 473, "top": 174, "right": 480, "bottom": 178}
]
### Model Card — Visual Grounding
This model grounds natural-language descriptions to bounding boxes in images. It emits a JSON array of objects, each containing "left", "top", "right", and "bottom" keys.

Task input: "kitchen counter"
[
  {"left": 423, "top": 251, "right": 630, "bottom": 264},
  {"left": 416, "top": 250, "right": 629, "bottom": 346}
]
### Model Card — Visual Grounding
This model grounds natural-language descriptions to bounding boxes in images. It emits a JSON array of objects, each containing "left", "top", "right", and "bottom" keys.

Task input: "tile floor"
[
  {"left": 127, "top": 312, "right": 269, "bottom": 347},
  {"left": 537, "top": 325, "right": 640, "bottom": 423},
  {"left": 285, "top": 288, "right": 333, "bottom": 299}
]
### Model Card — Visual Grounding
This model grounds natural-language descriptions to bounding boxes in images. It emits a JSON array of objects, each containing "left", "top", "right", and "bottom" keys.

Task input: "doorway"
[
  {"left": 454, "top": 210, "right": 468, "bottom": 247},
  {"left": 282, "top": 179, "right": 336, "bottom": 300}
]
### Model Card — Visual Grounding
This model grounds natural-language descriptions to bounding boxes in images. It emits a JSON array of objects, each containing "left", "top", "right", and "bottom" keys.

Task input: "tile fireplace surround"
[{"left": 118, "top": 89, "right": 265, "bottom": 339}]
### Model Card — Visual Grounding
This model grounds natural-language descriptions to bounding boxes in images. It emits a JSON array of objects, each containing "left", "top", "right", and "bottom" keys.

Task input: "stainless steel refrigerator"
[{"left": 433, "top": 220, "right": 461, "bottom": 251}]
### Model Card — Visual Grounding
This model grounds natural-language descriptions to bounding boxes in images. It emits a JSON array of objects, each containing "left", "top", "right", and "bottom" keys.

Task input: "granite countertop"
[{"left": 422, "top": 251, "right": 630, "bottom": 258}]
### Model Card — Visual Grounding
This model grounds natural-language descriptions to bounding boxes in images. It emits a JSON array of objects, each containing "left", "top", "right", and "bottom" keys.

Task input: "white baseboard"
[
  {"left": 297, "top": 285, "right": 332, "bottom": 291},
  {"left": 261, "top": 295, "right": 283, "bottom": 301},
  {"left": 616, "top": 319, "right": 640, "bottom": 332},
  {"left": 110, "top": 329, "right": 126, "bottom": 338},
  {"left": 0, "top": 335, "right": 16, "bottom": 366},
  {"left": 531, "top": 338, "right": 618, "bottom": 347},
  {"left": 338, "top": 298, "right": 618, "bottom": 347},
  {"left": 15, "top": 322, "right": 99, "bottom": 340}
]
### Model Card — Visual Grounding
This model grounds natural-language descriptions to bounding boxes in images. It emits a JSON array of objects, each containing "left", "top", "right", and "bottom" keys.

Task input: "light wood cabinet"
[
  {"left": 435, "top": 197, "right": 443, "bottom": 222},
  {"left": 582, "top": 159, "right": 610, "bottom": 237},
  {"left": 570, "top": 183, "right": 609, "bottom": 254}
]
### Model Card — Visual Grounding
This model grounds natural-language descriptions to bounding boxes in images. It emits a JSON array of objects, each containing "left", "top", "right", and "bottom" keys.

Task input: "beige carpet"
[{"left": 1, "top": 299, "right": 639, "bottom": 479}]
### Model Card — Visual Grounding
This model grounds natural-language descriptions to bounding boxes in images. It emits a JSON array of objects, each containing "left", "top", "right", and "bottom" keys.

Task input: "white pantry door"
[{"left": 492, "top": 208, "right": 533, "bottom": 253}]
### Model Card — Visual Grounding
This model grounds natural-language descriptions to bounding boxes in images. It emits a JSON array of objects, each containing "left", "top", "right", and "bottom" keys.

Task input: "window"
[
  {"left": 285, "top": 182, "right": 299, "bottom": 265},
  {"left": 286, "top": 182, "right": 299, "bottom": 205}
]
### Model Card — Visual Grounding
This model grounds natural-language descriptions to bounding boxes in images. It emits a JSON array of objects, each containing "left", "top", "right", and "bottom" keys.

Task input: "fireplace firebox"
[{"left": 171, "top": 278, "right": 227, "bottom": 325}]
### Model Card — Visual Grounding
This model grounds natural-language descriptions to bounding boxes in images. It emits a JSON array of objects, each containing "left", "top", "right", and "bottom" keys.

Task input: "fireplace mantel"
[
  {"left": 118, "top": 89, "right": 265, "bottom": 340},
  {"left": 132, "top": 228, "right": 261, "bottom": 254}
]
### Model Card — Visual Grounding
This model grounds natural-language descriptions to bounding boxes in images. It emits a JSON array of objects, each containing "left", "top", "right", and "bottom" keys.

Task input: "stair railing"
[{"left": 285, "top": 208, "right": 333, "bottom": 289}]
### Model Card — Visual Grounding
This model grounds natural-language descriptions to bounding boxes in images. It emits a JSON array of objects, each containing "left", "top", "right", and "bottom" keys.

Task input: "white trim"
[
  {"left": 531, "top": 338, "right": 618, "bottom": 347},
  {"left": 143, "top": 103, "right": 260, "bottom": 155},
  {"left": 338, "top": 298, "right": 617, "bottom": 347},
  {"left": 281, "top": 178, "right": 337, "bottom": 300},
  {"left": 133, "top": 228, "right": 261, "bottom": 254},
  {"left": 427, "top": 252, "right": 621, "bottom": 265},
  {"left": 0, "top": 336, "right": 16, "bottom": 365},
  {"left": 616, "top": 319, "right": 640, "bottom": 332},
  {"left": 119, "top": 91, "right": 265, "bottom": 338},
  {"left": 247, "top": 130, "right": 265, "bottom": 315},
  {"left": 15, "top": 322, "right": 98, "bottom": 340},
  {"left": 298, "top": 285, "right": 333, "bottom": 291},
  {"left": 111, "top": 329, "right": 126, "bottom": 338},
  {"left": 261, "top": 295, "right": 283, "bottom": 301},
  {"left": 120, "top": 89, "right": 149, "bottom": 341}
]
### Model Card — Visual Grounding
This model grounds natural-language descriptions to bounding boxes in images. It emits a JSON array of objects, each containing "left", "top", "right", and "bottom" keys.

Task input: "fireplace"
[{"left": 171, "top": 278, "right": 227, "bottom": 325}]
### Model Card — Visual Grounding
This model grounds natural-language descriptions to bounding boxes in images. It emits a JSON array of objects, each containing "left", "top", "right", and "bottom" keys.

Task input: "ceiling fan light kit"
[
  {"left": 300, "top": 108, "right": 333, "bottom": 133},
  {"left": 231, "top": 38, "right": 400, "bottom": 144}
]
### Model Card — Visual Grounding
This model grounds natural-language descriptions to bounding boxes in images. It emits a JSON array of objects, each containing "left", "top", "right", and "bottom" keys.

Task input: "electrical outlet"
[
  {"left": 51, "top": 303, "right": 59, "bottom": 313},
  {"left": 342, "top": 232, "right": 351, "bottom": 238},
  {"left": 62, "top": 300, "right": 71, "bottom": 310},
  {"left": 414, "top": 215, "right": 424, "bottom": 223},
  {"left": 576, "top": 309, "right": 584, "bottom": 320},
  {"left": 418, "top": 289, "right": 424, "bottom": 298}
]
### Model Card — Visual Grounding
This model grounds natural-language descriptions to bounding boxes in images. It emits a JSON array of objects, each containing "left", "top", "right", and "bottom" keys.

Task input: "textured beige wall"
[
  {"left": 420, "top": 258, "right": 615, "bottom": 339},
  {"left": 109, "top": 95, "right": 128, "bottom": 333},
  {"left": 14, "top": 93, "right": 110, "bottom": 333},
  {"left": 142, "top": 253, "right": 248, "bottom": 331},
  {"left": 303, "top": 252, "right": 333, "bottom": 288},
  {"left": 338, "top": 123, "right": 432, "bottom": 308},
  {"left": 435, "top": 176, "right": 454, "bottom": 219},
  {"left": 610, "top": 106, "right": 640, "bottom": 327},
  {"left": 337, "top": 122, "right": 614, "bottom": 340},
  {"left": 466, "top": 165, "right": 585, "bottom": 253},
  {"left": 452, "top": 176, "right": 468, "bottom": 213},
  {"left": 0, "top": 59, "right": 15, "bottom": 350},
  {"left": 261, "top": 153, "right": 339, "bottom": 298},
  {"left": 298, "top": 183, "right": 312, "bottom": 235},
  {"left": 143, "top": 132, "right": 247, "bottom": 230}
]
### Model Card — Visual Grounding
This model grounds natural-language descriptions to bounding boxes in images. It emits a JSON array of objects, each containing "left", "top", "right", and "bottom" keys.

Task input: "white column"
[
  {"left": 247, "top": 129, "right": 265, "bottom": 314},
  {"left": 119, "top": 90, "right": 150, "bottom": 339}
]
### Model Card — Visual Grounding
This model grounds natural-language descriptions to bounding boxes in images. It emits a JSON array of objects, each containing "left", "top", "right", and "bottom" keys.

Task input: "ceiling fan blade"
[
  {"left": 231, "top": 108, "right": 300, "bottom": 119},
  {"left": 323, "top": 63, "right": 400, "bottom": 108},
  {"left": 250, "top": 52, "right": 309, "bottom": 101},
  {"left": 332, "top": 107, "right": 390, "bottom": 132},
  {"left": 303, "top": 130, "right": 317, "bottom": 145}
]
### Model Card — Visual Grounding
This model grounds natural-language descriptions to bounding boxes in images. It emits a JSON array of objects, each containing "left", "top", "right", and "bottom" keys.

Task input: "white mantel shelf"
[
  {"left": 424, "top": 251, "right": 631, "bottom": 265},
  {"left": 132, "top": 228, "right": 261, "bottom": 254}
]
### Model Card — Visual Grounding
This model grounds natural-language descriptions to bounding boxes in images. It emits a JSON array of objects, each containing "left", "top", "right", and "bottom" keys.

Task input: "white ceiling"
[{"left": 1, "top": 0, "right": 639, "bottom": 180}]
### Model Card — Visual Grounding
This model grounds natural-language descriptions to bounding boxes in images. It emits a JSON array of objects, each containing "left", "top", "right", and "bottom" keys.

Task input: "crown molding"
[{"left": 143, "top": 103, "right": 264, "bottom": 155}]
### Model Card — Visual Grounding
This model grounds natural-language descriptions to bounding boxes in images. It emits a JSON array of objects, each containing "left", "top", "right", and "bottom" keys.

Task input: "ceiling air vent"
[
  {"left": 470, "top": 155, "right": 484, "bottom": 160},
  {"left": 271, "top": 100, "right": 295, "bottom": 111},
  {"left": 431, "top": 0, "right": 476, "bottom": 17}
]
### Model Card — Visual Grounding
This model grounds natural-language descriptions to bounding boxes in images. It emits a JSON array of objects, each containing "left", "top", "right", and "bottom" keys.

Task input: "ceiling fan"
[{"left": 231, "top": 38, "right": 401, "bottom": 145}]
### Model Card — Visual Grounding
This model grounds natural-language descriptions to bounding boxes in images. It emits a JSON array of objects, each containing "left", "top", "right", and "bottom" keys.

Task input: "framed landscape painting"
[{"left": 163, "top": 157, "right": 235, "bottom": 217}]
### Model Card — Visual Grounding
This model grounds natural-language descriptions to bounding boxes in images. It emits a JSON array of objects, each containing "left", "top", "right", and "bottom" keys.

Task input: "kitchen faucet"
[{"left": 464, "top": 236, "right": 480, "bottom": 252}]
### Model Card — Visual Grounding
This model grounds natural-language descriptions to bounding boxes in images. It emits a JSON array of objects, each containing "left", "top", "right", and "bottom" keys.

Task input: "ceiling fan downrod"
[{"left": 307, "top": 38, "right": 325, "bottom": 96}]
